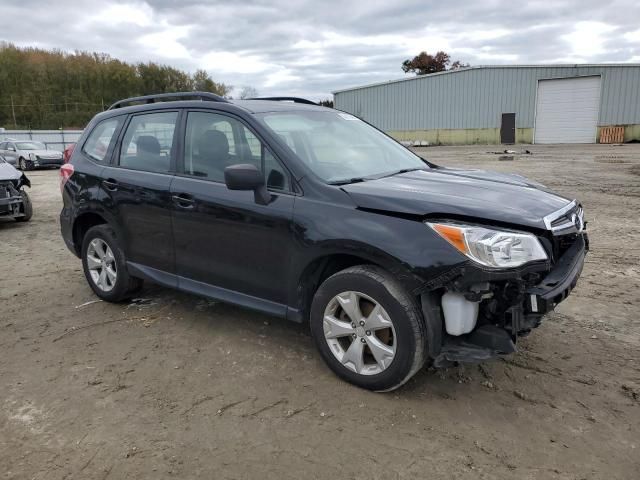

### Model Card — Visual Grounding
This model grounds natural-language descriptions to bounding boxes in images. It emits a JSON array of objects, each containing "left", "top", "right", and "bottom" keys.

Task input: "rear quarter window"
[{"left": 82, "top": 117, "right": 123, "bottom": 163}]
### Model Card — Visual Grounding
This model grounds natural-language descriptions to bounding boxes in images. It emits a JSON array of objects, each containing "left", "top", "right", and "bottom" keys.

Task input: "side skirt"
[{"left": 126, "top": 261, "right": 302, "bottom": 322}]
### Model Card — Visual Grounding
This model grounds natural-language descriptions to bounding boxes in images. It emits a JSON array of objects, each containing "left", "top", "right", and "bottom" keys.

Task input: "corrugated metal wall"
[
  {"left": 0, "top": 130, "right": 83, "bottom": 151},
  {"left": 333, "top": 66, "right": 640, "bottom": 130}
]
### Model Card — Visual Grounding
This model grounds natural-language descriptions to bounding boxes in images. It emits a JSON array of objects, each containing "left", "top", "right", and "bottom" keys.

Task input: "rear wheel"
[
  {"left": 81, "top": 225, "right": 142, "bottom": 302},
  {"left": 310, "top": 265, "right": 426, "bottom": 391},
  {"left": 15, "top": 190, "right": 32, "bottom": 222}
]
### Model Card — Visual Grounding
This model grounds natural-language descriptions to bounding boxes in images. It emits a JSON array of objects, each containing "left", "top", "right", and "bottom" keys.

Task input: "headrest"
[
  {"left": 198, "top": 130, "right": 229, "bottom": 158},
  {"left": 137, "top": 135, "right": 161, "bottom": 155}
]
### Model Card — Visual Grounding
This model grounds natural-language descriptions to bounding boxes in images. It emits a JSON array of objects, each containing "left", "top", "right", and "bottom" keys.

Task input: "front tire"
[
  {"left": 15, "top": 190, "right": 32, "bottom": 222},
  {"left": 310, "top": 265, "right": 426, "bottom": 391},
  {"left": 81, "top": 225, "right": 142, "bottom": 302}
]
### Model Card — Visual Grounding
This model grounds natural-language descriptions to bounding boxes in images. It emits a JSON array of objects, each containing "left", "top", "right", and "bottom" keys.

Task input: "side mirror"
[{"left": 224, "top": 163, "right": 270, "bottom": 205}]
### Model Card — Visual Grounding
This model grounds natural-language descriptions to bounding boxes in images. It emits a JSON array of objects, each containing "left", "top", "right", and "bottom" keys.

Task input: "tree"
[
  {"left": 239, "top": 86, "right": 259, "bottom": 99},
  {"left": 0, "top": 44, "right": 231, "bottom": 128},
  {"left": 192, "top": 69, "right": 230, "bottom": 96},
  {"left": 401, "top": 51, "right": 469, "bottom": 75},
  {"left": 318, "top": 99, "right": 333, "bottom": 108}
]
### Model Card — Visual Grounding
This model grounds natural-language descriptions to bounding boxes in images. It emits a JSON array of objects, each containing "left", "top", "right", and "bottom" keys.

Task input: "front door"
[
  {"left": 101, "top": 110, "right": 179, "bottom": 277},
  {"left": 171, "top": 110, "right": 295, "bottom": 309},
  {"left": 501, "top": 113, "right": 516, "bottom": 144},
  {"left": 3, "top": 142, "right": 19, "bottom": 165}
]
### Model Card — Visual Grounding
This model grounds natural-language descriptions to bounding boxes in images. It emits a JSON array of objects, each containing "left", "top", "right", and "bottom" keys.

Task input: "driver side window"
[{"left": 183, "top": 112, "right": 290, "bottom": 191}]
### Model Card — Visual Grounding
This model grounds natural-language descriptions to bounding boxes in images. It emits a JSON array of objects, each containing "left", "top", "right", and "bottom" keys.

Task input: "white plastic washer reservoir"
[{"left": 441, "top": 292, "right": 479, "bottom": 336}]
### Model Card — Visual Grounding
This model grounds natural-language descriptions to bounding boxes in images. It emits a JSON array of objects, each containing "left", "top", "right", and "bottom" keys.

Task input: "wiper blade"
[
  {"left": 376, "top": 167, "right": 425, "bottom": 179},
  {"left": 327, "top": 177, "right": 367, "bottom": 186}
]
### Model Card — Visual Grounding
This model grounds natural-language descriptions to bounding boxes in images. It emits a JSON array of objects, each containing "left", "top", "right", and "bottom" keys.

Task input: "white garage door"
[{"left": 534, "top": 76, "right": 601, "bottom": 144}]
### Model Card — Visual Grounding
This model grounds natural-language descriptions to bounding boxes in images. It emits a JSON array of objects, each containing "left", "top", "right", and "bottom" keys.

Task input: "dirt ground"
[{"left": 1, "top": 144, "right": 639, "bottom": 480}]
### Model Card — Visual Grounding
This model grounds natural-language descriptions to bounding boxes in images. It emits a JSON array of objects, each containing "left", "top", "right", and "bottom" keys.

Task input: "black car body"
[
  {"left": 0, "top": 156, "right": 32, "bottom": 222},
  {"left": 60, "top": 92, "right": 588, "bottom": 391}
]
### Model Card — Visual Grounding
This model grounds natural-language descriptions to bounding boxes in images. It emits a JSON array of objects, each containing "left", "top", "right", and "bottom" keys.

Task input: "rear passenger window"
[
  {"left": 83, "top": 118, "right": 122, "bottom": 163},
  {"left": 119, "top": 112, "right": 177, "bottom": 173}
]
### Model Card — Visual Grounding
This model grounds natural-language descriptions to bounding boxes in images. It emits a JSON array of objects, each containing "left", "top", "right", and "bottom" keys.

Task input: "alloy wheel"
[
  {"left": 86, "top": 238, "right": 117, "bottom": 292},
  {"left": 323, "top": 291, "right": 396, "bottom": 375}
]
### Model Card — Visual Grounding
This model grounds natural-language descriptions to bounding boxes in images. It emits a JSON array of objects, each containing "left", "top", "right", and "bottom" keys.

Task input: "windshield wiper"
[
  {"left": 327, "top": 177, "right": 368, "bottom": 186},
  {"left": 375, "top": 167, "right": 425, "bottom": 179}
]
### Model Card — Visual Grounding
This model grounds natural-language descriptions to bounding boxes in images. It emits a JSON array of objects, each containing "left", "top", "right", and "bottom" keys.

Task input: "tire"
[
  {"left": 310, "top": 265, "right": 426, "bottom": 391},
  {"left": 81, "top": 225, "right": 143, "bottom": 302},
  {"left": 15, "top": 190, "right": 33, "bottom": 222},
  {"left": 18, "top": 157, "right": 27, "bottom": 170}
]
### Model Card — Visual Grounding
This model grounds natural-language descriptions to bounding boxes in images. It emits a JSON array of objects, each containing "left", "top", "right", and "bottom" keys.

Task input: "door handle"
[
  {"left": 172, "top": 194, "right": 195, "bottom": 209},
  {"left": 102, "top": 179, "right": 118, "bottom": 191}
]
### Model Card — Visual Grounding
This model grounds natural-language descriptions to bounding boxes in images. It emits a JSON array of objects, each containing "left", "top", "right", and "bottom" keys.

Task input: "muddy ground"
[{"left": 1, "top": 144, "right": 639, "bottom": 479}]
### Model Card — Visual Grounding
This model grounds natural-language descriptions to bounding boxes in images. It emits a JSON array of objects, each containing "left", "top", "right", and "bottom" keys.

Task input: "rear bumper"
[{"left": 60, "top": 206, "right": 77, "bottom": 256}]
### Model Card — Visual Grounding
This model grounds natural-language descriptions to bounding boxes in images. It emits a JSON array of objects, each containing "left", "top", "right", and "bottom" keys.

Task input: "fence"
[{"left": 0, "top": 129, "right": 83, "bottom": 152}]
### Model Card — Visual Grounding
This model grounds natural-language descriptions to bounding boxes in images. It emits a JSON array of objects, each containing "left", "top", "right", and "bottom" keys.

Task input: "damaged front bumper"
[
  {"left": 425, "top": 232, "right": 588, "bottom": 367},
  {"left": 0, "top": 175, "right": 30, "bottom": 219},
  {"left": 0, "top": 189, "right": 24, "bottom": 219}
]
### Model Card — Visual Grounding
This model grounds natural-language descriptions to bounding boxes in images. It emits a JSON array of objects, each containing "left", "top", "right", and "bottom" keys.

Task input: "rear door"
[
  {"left": 101, "top": 110, "right": 179, "bottom": 278},
  {"left": 171, "top": 110, "right": 295, "bottom": 308}
]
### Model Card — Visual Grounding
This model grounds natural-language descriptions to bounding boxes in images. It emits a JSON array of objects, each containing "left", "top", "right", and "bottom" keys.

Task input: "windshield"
[
  {"left": 257, "top": 111, "right": 426, "bottom": 183},
  {"left": 16, "top": 142, "right": 46, "bottom": 150}
]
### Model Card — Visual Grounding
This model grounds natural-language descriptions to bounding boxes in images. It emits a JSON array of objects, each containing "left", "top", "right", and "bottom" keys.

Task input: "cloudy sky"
[{"left": 3, "top": 0, "right": 640, "bottom": 99}]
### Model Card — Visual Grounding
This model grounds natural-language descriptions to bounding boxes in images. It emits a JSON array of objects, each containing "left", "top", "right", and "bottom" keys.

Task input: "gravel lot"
[{"left": 1, "top": 144, "right": 639, "bottom": 480}]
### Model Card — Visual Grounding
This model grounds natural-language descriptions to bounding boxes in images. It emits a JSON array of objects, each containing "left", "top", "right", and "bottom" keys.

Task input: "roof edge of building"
[{"left": 332, "top": 63, "right": 640, "bottom": 95}]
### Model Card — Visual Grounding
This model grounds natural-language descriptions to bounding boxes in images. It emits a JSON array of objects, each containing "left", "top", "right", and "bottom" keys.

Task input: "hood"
[
  {"left": 0, "top": 161, "right": 23, "bottom": 181},
  {"left": 27, "top": 149, "right": 62, "bottom": 158},
  {"left": 342, "top": 167, "right": 571, "bottom": 230}
]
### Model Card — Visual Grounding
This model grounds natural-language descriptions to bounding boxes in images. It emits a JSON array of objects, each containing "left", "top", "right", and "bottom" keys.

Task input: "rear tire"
[
  {"left": 15, "top": 190, "right": 32, "bottom": 222},
  {"left": 81, "top": 225, "right": 143, "bottom": 302},
  {"left": 310, "top": 265, "right": 426, "bottom": 391}
]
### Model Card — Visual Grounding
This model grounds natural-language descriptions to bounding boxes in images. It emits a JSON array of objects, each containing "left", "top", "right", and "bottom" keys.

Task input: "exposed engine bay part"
[
  {"left": 441, "top": 292, "right": 479, "bottom": 336},
  {"left": 0, "top": 159, "right": 32, "bottom": 222}
]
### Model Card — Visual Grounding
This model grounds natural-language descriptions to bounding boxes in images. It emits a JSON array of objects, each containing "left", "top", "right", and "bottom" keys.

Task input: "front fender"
[{"left": 289, "top": 195, "right": 469, "bottom": 309}]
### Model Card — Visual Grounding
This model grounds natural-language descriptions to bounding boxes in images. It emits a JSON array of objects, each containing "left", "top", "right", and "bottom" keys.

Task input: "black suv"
[{"left": 60, "top": 92, "right": 588, "bottom": 391}]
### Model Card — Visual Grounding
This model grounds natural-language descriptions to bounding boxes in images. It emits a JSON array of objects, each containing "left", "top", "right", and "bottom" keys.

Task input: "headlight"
[
  {"left": 427, "top": 222, "right": 548, "bottom": 268},
  {"left": 29, "top": 153, "right": 37, "bottom": 160}
]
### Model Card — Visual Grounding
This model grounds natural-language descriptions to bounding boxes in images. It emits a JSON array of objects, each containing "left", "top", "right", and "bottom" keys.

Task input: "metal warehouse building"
[{"left": 333, "top": 64, "right": 640, "bottom": 145}]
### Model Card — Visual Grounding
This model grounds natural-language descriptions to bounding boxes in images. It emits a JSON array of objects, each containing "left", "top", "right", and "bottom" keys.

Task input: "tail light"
[
  {"left": 63, "top": 143, "right": 76, "bottom": 164},
  {"left": 60, "top": 163, "right": 74, "bottom": 193}
]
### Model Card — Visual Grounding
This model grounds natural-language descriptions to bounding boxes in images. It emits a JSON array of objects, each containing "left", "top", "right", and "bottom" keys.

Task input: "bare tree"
[{"left": 239, "top": 86, "right": 259, "bottom": 99}]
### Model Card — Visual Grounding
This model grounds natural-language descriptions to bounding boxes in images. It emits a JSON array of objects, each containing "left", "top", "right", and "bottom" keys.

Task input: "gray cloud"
[{"left": 2, "top": 0, "right": 639, "bottom": 99}]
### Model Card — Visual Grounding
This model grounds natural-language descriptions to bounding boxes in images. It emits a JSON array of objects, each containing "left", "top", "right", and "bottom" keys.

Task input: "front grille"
[
  {"left": 543, "top": 201, "right": 584, "bottom": 235},
  {"left": 556, "top": 233, "right": 578, "bottom": 259},
  {"left": 0, "top": 181, "right": 18, "bottom": 198}
]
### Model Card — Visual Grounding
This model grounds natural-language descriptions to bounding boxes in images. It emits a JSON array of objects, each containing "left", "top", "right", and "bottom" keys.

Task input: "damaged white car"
[{"left": 0, "top": 156, "right": 32, "bottom": 222}]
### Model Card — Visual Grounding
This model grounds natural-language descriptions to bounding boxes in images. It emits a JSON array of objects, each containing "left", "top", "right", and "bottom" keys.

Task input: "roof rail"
[
  {"left": 108, "top": 91, "right": 229, "bottom": 110},
  {"left": 248, "top": 96, "right": 318, "bottom": 105}
]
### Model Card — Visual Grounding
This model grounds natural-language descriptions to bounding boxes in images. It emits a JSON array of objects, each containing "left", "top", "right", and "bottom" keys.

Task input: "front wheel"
[
  {"left": 15, "top": 190, "right": 32, "bottom": 222},
  {"left": 310, "top": 265, "right": 427, "bottom": 391},
  {"left": 81, "top": 225, "right": 142, "bottom": 302},
  {"left": 19, "top": 157, "right": 28, "bottom": 170}
]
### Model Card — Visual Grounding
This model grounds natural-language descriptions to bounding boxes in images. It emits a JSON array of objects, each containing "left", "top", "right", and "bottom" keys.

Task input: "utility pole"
[{"left": 10, "top": 95, "right": 17, "bottom": 128}]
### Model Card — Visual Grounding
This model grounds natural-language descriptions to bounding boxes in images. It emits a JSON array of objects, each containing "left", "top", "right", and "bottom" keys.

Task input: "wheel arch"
[
  {"left": 292, "top": 250, "right": 422, "bottom": 323},
  {"left": 72, "top": 212, "right": 109, "bottom": 256}
]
